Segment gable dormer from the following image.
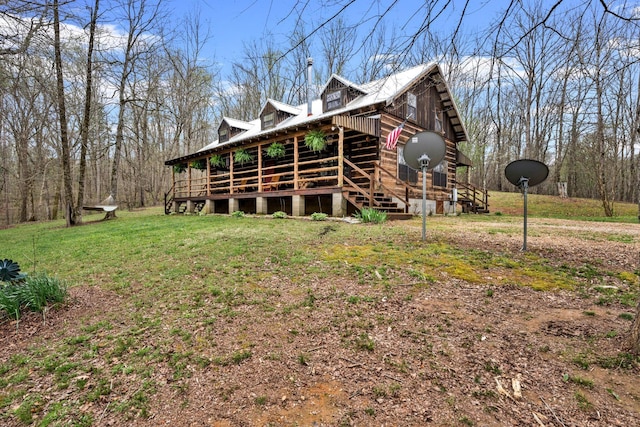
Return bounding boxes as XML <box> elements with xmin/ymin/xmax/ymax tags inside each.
<box><xmin>260</xmin><ymin>99</ymin><xmax>300</xmax><ymax>131</ymax></box>
<box><xmin>320</xmin><ymin>75</ymin><xmax>367</xmax><ymax>113</ymax></box>
<box><xmin>218</xmin><ymin>117</ymin><xmax>252</xmax><ymax>143</ymax></box>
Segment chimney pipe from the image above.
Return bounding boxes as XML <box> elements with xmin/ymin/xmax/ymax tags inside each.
<box><xmin>307</xmin><ymin>57</ymin><xmax>313</xmax><ymax>116</ymax></box>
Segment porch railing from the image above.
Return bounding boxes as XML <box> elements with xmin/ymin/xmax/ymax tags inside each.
<box><xmin>173</xmin><ymin>155</ymin><xmax>341</xmax><ymax>198</ymax></box>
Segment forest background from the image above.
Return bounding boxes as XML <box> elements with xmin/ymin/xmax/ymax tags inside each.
<box><xmin>1</xmin><ymin>0</ymin><xmax>639</xmax><ymax>226</ymax></box>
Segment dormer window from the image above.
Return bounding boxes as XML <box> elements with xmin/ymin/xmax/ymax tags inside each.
<box><xmin>219</xmin><ymin>128</ymin><xmax>229</xmax><ymax>143</ymax></box>
<box><xmin>263</xmin><ymin>112</ymin><xmax>275</xmax><ymax>129</ymax></box>
<box><xmin>326</xmin><ymin>90</ymin><xmax>342</xmax><ymax>111</ymax></box>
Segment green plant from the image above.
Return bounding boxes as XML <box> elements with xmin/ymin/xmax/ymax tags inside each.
<box><xmin>209</xmin><ymin>154</ymin><xmax>225</xmax><ymax>168</ymax></box>
<box><xmin>304</xmin><ymin>129</ymin><xmax>326</xmax><ymax>152</ymax></box>
<box><xmin>574</xmin><ymin>391</ymin><xmax>592</xmax><ymax>410</ymax></box>
<box><xmin>354</xmin><ymin>207</ymin><xmax>387</xmax><ymax>224</ymax></box>
<box><xmin>234</xmin><ymin>148</ymin><xmax>254</xmax><ymax>165</ymax></box>
<box><xmin>355</xmin><ymin>333</ymin><xmax>375</xmax><ymax>351</ymax></box>
<box><xmin>297</xmin><ymin>353</ymin><xmax>309</xmax><ymax>365</ymax></box>
<box><xmin>311</xmin><ymin>212</ymin><xmax>328</xmax><ymax>221</ymax></box>
<box><xmin>231</xmin><ymin>211</ymin><xmax>245</xmax><ymax>218</ymax></box>
<box><xmin>272</xmin><ymin>211</ymin><xmax>287</xmax><ymax>219</ymax></box>
<box><xmin>0</xmin><ymin>259</ymin><xmax>26</xmax><ymax>283</ymax></box>
<box><xmin>173</xmin><ymin>163</ymin><xmax>187</xmax><ymax>174</ymax></box>
<box><xmin>266</xmin><ymin>142</ymin><xmax>286</xmax><ymax>158</ymax></box>
<box><xmin>0</xmin><ymin>273</ymin><xmax>67</xmax><ymax>320</ymax></box>
<box><xmin>619</xmin><ymin>312</ymin><xmax>634</xmax><ymax>321</ymax></box>
<box><xmin>189</xmin><ymin>159</ymin><xmax>207</xmax><ymax>170</ymax></box>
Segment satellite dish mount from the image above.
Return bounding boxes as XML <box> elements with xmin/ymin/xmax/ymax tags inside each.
<box><xmin>403</xmin><ymin>131</ymin><xmax>446</xmax><ymax>241</ymax></box>
<box><xmin>504</xmin><ymin>159</ymin><xmax>549</xmax><ymax>251</ymax></box>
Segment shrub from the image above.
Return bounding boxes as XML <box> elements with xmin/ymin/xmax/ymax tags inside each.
<box><xmin>231</xmin><ymin>211</ymin><xmax>245</xmax><ymax>218</ymax></box>
<box><xmin>272</xmin><ymin>211</ymin><xmax>287</xmax><ymax>219</ymax></box>
<box><xmin>0</xmin><ymin>273</ymin><xmax>67</xmax><ymax>320</ymax></box>
<box><xmin>354</xmin><ymin>208</ymin><xmax>387</xmax><ymax>224</ymax></box>
<box><xmin>311</xmin><ymin>212</ymin><xmax>328</xmax><ymax>221</ymax></box>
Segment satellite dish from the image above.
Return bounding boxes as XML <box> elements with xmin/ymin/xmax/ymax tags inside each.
<box><xmin>401</xmin><ymin>131</ymin><xmax>447</xmax><ymax>241</ymax></box>
<box><xmin>504</xmin><ymin>159</ymin><xmax>549</xmax><ymax>251</ymax></box>
<box><xmin>505</xmin><ymin>159</ymin><xmax>549</xmax><ymax>188</ymax></box>
<box><xmin>403</xmin><ymin>131</ymin><xmax>446</xmax><ymax>171</ymax></box>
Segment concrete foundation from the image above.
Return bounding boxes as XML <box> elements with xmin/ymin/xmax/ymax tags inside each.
<box><xmin>256</xmin><ymin>197</ymin><xmax>268</xmax><ymax>214</ymax></box>
<box><xmin>229</xmin><ymin>198</ymin><xmax>239</xmax><ymax>214</ymax></box>
<box><xmin>292</xmin><ymin>195</ymin><xmax>305</xmax><ymax>216</ymax></box>
<box><xmin>332</xmin><ymin>193</ymin><xmax>347</xmax><ymax>217</ymax></box>
<box><xmin>204</xmin><ymin>200</ymin><xmax>214</xmax><ymax>214</ymax></box>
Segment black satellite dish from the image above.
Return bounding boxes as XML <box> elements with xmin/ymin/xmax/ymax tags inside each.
<box><xmin>403</xmin><ymin>131</ymin><xmax>446</xmax><ymax>171</ymax></box>
<box><xmin>505</xmin><ymin>159</ymin><xmax>549</xmax><ymax>188</ymax></box>
<box><xmin>504</xmin><ymin>159</ymin><xmax>549</xmax><ymax>251</ymax></box>
<box><xmin>402</xmin><ymin>131</ymin><xmax>447</xmax><ymax>241</ymax></box>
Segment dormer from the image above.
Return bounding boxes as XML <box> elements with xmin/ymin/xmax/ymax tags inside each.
<box><xmin>320</xmin><ymin>75</ymin><xmax>367</xmax><ymax>113</ymax></box>
<box><xmin>260</xmin><ymin>99</ymin><xmax>301</xmax><ymax>130</ymax></box>
<box><xmin>218</xmin><ymin>117</ymin><xmax>252</xmax><ymax>143</ymax></box>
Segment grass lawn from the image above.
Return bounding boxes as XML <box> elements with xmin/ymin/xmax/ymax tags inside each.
<box><xmin>0</xmin><ymin>195</ymin><xmax>639</xmax><ymax>426</ymax></box>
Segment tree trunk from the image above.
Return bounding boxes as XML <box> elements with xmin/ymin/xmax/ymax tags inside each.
<box><xmin>53</xmin><ymin>0</ymin><xmax>76</xmax><ymax>226</ymax></box>
<box><xmin>628</xmin><ymin>301</ymin><xmax>640</xmax><ymax>354</ymax></box>
<box><xmin>75</xmin><ymin>0</ymin><xmax>100</xmax><ymax>225</ymax></box>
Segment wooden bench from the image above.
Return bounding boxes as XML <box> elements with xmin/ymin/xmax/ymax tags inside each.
<box><xmin>83</xmin><ymin>195</ymin><xmax>117</xmax><ymax>213</ymax></box>
<box><xmin>83</xmin><ymin>205</ymin><xmax>118</xmax><ymax>212</ymax></box>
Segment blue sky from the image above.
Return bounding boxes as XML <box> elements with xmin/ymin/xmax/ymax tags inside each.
<box><xmin>165</xmin><ymin>0</ymin><xmax>504</xmax><ymax>75</ymax></box>
<box><xmin>161</xmin><ymin>0</ymin><xmax>640</xmax><ymax>80</ymax></box>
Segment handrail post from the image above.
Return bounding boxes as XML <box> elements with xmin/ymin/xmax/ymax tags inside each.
<box><xmin>369</xmin><ymin>173</ymin><xmax>374</xmax><ymax>207</ymax></box>
<box><xmin>405</xmin><ymin>187</ymin><xmax>409</xmax><ymax>213</ymax></box>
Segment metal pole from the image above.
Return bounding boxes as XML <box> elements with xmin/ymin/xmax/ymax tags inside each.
<box><xmin>521</xmin><ymin>178</ymin><xmax>529</xmax><ymax>251</ymax></box>
<box><xmin>418</xmin><ymin>154</ymin><xmax>430</xmax><ymax>242</ymax></box>
<box><xmin>422</xmin><ymin>164</ymin><xmax>427</xmax><ymax>241</ymax></box>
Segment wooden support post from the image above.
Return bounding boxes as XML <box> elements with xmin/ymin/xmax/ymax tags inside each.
<box><xmin>337</xmin><ymin>126</ymin><xmax>344</xmax><ymax>187</ymax></box>
<box><xmin>258</xmin><ymin>145</ymin><xmax>263</xmax><ymax>192</ymax></box>
<box><xmin>294</xmin><ymin>135</ymin><xmax>299</xmax><ymax>190</ymax></box>
<box><xmin>206</xmin><ymin>156</ymin><xmax>211</xmax><ymax>196</ymax></box>
<box><xmin>229</xmin><ymin>152</ymin><xmax>235</xmax><ymax>194</ymax></box>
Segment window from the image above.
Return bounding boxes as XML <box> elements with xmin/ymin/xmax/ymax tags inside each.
<box><xmin>432</xmin><ymin>161</ymin><xmax>447</xmax><ymax>188</ymax></box>
<box><xmin>397</xmin><ymin>146</ymin><xmax>417</xmax><ymax>184</ymax></box>
<box><xmin>326</xmin><ymin>90</ymin><xmax>342</xmax><ymax>110</ymax></box>
<box><xmin>263</xmin><ymin>112</ymin><xmax>275</xmax><ymax>129</ymax></box>
<box><xmin>407</xmin><ymin>92</ymin><xmax>417</xmax><ymax>120</ymax></box>
<box><xmin>435</xmin><ymin>110</ymin><xmax>442</xmax><ymax>132</ymax></box>
<box><xmin>219</xmin><ymin>128</ymin><xmax>228</xmax><ymax>143</ymax></box>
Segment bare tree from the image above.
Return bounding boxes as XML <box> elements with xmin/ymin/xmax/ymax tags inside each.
<box><xmin>0</xmin><ymin>0</ymin><xmax>49</xmax><ymax>56</ymax></box>
<box><xmin>74</xmin><ymin>0</ymin><xmax>100</xmax><ymax>224</ymax></box>
<box><xmin>106</xmin><ymin>0</ymin><xmax>165</xmax><ymax>216</ymax></box>
<box><xmin>53</xmin><ymin>0</ymin><xmax>77</xmax><ymax>226</ymax></box>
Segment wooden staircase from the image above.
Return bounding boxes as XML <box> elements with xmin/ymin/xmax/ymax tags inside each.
<box><xmin>343</xmin><ymin>159</ymin><xmax>413</xmax><ymax>220</ymax></box>
<box><xmin>456</xmin><ymin>182</ymin><xmax>489</xmax><ymax>213</ymax></box>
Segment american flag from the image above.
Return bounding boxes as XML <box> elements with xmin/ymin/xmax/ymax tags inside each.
<box><xmin>385</xmin><ymin>122</ymin><xmax>405</xmax><ymax>150</ymax></box>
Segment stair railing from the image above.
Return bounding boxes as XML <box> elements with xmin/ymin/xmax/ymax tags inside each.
<box><xmin>374</xmin><ymin>164</ymin><xmax>412</xmax><ymax>213</ymax></box>
<box><xmin>455</xmin><ymin>181</ymin><xmax>489</xmax><ymax>212</ymax></box>
<box><xmin>164</xmin><ymin>183</ymin><xmax>175</xmax><ymax>215</ymax></box>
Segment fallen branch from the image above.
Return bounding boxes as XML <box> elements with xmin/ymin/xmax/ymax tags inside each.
<box><xmin>540</xmin><ymin>396</ymin><xmax>566</xmax><ymax>427</ymax></box>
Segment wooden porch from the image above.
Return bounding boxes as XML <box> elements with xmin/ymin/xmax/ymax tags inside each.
<box><xmin>164</xmin><ymin>114</ymin><xmax>488</xmax><ymax>218</ymax></box>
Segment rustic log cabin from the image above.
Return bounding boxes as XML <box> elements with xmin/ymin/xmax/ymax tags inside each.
<box><xmin>164</xmin><ymin>62</ymin><xmax>488</xmax><ymax>218</ymax></box>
